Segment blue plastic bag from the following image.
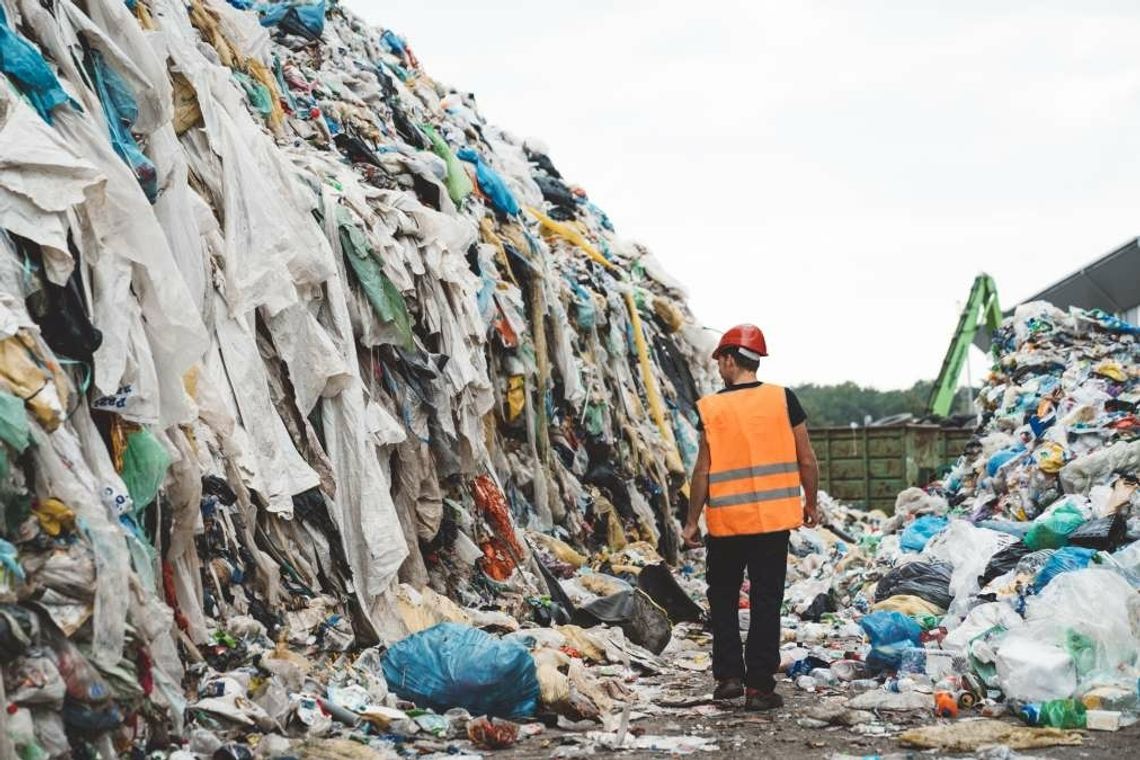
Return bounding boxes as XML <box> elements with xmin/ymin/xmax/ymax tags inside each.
<box><xmin>1033</xmin><ymin>546</ymin><xmax>1097</xmax><ymax>592</ymax></box>
<box><xmin>860</xmin><ymin>611</ymin><xmax>922</xmax><ymax>672</ymax></box>
<box><xmin>252</xmin><ymin>1</ymin><xmax>326</xmax><ymax>41</ymax></box>
<box><xmin>381</xmin><ymin>623</ymin><xmax>539</xmax><ymax>718</ymax></box>
<box><xmin>86</xmin><ymin>50</ymin><xmax>157</xmax><ymax>202</ymax></box>
<box><xmin>457</xmin><ymin>148</ymin><xmax>521</xmax><ymax>216</ymax></box>
<box><xmin>986</xmin><ymin>445</ymin><xmax>1025</xmax><ymax>476</ymax></box>
<box><xmin>0</xmin><ymin>8</ymin><xmax>73</xmax><ymax>123</ymax></box>
<box><xmin>900</xmin><ymin>516</ymin><xmax>948</xmax><ymax>553</ymax></box>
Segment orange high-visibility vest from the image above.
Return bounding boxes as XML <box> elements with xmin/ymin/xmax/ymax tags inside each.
<box><xmin>697</xmin><ymin>384</ymin><xmax>803</xmax><ymax>536</ymax></box>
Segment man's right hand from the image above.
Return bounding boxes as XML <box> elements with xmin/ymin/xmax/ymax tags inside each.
<box><xmin>803</xmin><ymin>503</ymin><xmax>819</xmax><ymax>528</ymax></box>
<box><xmin>682</xmin><ymin>522</ymin><xmax>702</xmax><ymax>549</ymax></box>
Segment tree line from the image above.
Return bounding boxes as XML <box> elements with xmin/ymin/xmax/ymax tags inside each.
<box><xmin>792</xmin><ymin>380</ymin><xmax>976</xmax><ymax>427</ymax></box>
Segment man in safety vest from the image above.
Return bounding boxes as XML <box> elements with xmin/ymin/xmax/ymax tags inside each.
<box><xmin>682</xmin><ymin>324</ymin><xmax>819</xmax><ymax>710</ymax></box>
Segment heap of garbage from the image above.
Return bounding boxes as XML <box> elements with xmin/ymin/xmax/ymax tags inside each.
<box><xmin>0</xmin><ymin>0</ymin><xmax>720</xmax><ymax>755</ymax></box>
<box><xmin>775</xmin><ymin>301</ymin><xmax>1139</xmax><ymax>748</ymax></box>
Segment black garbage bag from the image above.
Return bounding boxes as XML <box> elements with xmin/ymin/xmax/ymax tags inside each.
<box><xmin>15</xmin><ymin>234</ymin><xmax>102</xmax><ymax>362</ymax></box>
<box><xmin>1068</xmin><ymin>513</ymin><xmax>1129</xmax><ymax>552</ymax></box>
<box><xmin>801</xmin><ymin>591</ymin><xmax>836</xmax><ymax>623</ymax></box>
<box><xmin>636</xmin><ymin>563</ymin><xmax>704</xmax><ymax>623</ymax></box>
<box><xmin>573</xmin><ymin>589</ymin><xmax>671</xmax><ymax>654</ymax></box>
<box><xmin>979</xmin><ymin>541</ymin><xmax>1033</xmax><ymax>586</ymax></box>
<box><xmin>875</xmin><ymin>560</ymin><xmax>953</xmax><ymax>610</ymax></box>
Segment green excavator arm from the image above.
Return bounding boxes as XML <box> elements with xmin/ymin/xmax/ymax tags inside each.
<box><xmin>928</xmin><ymin>274</ymin><xmax>1002</xmax><ymax>417</ymax></box>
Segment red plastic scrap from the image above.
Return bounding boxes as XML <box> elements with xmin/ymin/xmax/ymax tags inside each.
<box><xmin>472</xmin><ymin>474</ymin><xmax>527</xmax><ymax>560</ymax></box>
<box><xmin>467</xmin><ymin>716</ymin><xmax>520</xmax><ymax>749</ymax></box>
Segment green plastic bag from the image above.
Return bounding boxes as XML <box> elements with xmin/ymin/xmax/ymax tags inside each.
<box><xmin>0</xmin><ymin>390</ymin><xmax>30</xmax><ymax>454</ymax></box>
<box><xmin>337</xmin><ymin>208</ymin><xmax>413</xmax><ymax>348</ymax></box>
<box><xmin>120</xmin><ymin>429</ymin><xmax>171</xmax><ymax>511</ymax></box>
<box><xmin>1024</xmin><ymin>502</ymin><xmax>1085</xmax><ymax>550</ymax></box>
<box><xmin>1036</xmin><ymin>698</ymin><xmax>1086</xmax><ymax>729</ymax></box>
<box><xmin>423</xmin><ymin>123</ymin><xmax>473</xmax><ymax>205</ymax></box>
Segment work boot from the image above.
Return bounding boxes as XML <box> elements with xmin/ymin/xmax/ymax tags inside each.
<box><xmin>743</xmin><ymin>688</ymin><xmax>784</xmax><ymax>711</ymax></box>
<box><xmin>713</xmin><ymin>678</ymin><xmax>744</xmax><ymax>701</ymax></box>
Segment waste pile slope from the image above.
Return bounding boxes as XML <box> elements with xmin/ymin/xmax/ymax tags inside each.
<box><xmin>0</xmin><ymin>0</ymin><xmax>715</xmax><ymax>753</ymax></box>
<box><xmin>774</xmin><ymin>301</ymin><xmax>1139</xmax><ymax>748</ymax></box>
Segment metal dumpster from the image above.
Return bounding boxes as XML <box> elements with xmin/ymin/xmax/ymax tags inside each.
<box><xmin>811</xmin><ymin>424</ymin><xmax>974</xmax><ymax>514</ymax></box>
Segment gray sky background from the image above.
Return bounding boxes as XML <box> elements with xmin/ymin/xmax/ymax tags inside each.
<box><xmin>345</xmin><ymin>0</ymin><xmax>1140</xmax><ymax>390</ymax></box>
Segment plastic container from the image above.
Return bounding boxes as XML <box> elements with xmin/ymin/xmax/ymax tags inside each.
<box><xmin>934</xmin><ymin>691</ymin><xmax>958</xmax><ymax>718</ymax></box>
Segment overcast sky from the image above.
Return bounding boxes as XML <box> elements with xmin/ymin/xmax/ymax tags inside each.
<box><xmin>346</xmin><ymin>0</ymin><xmax>1140</xmax><ymax>390</ymax></box>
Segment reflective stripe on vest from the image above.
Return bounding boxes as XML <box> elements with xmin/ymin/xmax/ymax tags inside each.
<box><xmin>696</xmin><ymin>383</ymin><xmax>803</xmax><ymax>536</ymax></box>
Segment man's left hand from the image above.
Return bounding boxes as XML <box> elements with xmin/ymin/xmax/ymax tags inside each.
<box><xmin>803</xmin><ymin>503</ymin><xmax>819</xmax><ymax>528</ymax></box>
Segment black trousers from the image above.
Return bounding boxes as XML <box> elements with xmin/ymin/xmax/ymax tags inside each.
<box><xmin>706</xmin><ymin>531</ymin><xmax>789</xmax><ymax>692</ymax></box>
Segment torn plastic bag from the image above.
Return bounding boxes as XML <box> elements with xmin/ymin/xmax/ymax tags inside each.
<box><xmin>119</xmin><ymin>428</ymin><xmax>171</xmax><ymax>511</ymax></box>
<box><xmin>0</xmin><ymin>389</ymin><xmax>30</xmax><ymax>453</ymax></box>
<box><xmin>257</xmin><ymin>0</ymin><xmax>327</xmax><ymax>41</ymax></box>
<box><xmin>83</xmin><ymin>48</ymin><xmax>157</xmax><ymax>202</ymax></box>
<box><xmin>457</xmin><ymin>148</ymin><xmax>521</xmax><ymax>217</ymax></box>
<box><xmin>13</xmin><ymin>234</ymin><xmax>102</xmax><ymax>362</ymax></box>
<box><xmin>1033</xmin><ymin>546</ymin><xmax>1098</xmax><ymax>591</ymax></box>
<box><xmin>423</xmin><ymin>123</ymin><xmax>473</xmax><ymax>205</ymax></box>
<box><xmin>337</xmin><ymin>207</ymin><xmax>413</xmax><ymax>348</ymax></box>
<box><xmin>874</xmin><ymin>560</ymin><xmax>953</xmax><ymax>610</ymax></box>
<box><xmin>381</xmin><ymin>622</ymin><xmax>539</xmax><ymax>719</ymax></box>
<box><xmin>636</xmin><ymin>563</ymin><xmax>704</xmax><ymax>623</ymax></box>
<box><xmin>572</xmin><ymin>589</ymin><xmax>672</xmax><ymax>654</ymax></box>
<box><xmin>0</xmin><ymin>7</ymin><xmax>73</xmax><ymax>123</ymax></box>
<box><xmin>1066</xmin><ymin>513</ymin><xmax>1128</xmax><ymax>552</ymax></box>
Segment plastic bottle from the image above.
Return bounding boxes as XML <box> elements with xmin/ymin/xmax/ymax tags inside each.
<box><xmin>795</xmin><ymin>675</ymin><xmax>818</xmax><ymax>691</ymax></box>
<box><xmin>809</xmin><ymin>668</ymin><xmax>839</xmax><ymax>687</ymax></box>
<box><xmin>848</xmin><ymin>679</ymin><xmax>879</xmax><ymax>692</ymax></box>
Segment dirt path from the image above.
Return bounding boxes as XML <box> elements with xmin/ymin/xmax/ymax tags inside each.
<box><xmin>498</xmin><ymin>663</ymin><xmax>1140</xmax><ymax>759</ymax></box>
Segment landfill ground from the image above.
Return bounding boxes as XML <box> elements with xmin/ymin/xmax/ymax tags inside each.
<box><xmin>493</xmin><ymin>663</ymin><xmax>1140</xmax><ymax>759</ymax></box>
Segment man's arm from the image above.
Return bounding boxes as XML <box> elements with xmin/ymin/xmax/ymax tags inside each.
<box><xmin>793</xmin><ymin>422</ymin><xmax>820</xmax><ymax>526</ymax></box>
<box><xmin>682</xmin><ymin>433</ymin><xmax>711</xmax><ymax>546</ymax></box>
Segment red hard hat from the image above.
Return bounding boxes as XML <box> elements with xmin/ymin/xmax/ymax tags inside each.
<box><xmin>713</xmin><ymin>324</ymin><xmax>768</xmax><ymax>360</ymax></box>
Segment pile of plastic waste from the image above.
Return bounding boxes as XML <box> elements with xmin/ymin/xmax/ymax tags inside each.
<box><xmin>775</xmin><ymin>301</ymin><xmax>1139</xmax><ymax>746</ymax></box>
<box><xmin>0</xmin><ymin>0</ymin><xmax>718</xmax><ymax>755</ymax></box>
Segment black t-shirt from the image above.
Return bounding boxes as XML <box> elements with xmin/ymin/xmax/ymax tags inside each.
<box><xmin>696</xmin><ymin>382</ymin><xmax>807</xmax><ymax>430</ymax></box>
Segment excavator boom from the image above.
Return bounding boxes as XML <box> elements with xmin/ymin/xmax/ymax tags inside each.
<box><xmin>928</xmin><ymin>274</ymin><xmax>1002</xmax><ymax>417</ymax></box>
